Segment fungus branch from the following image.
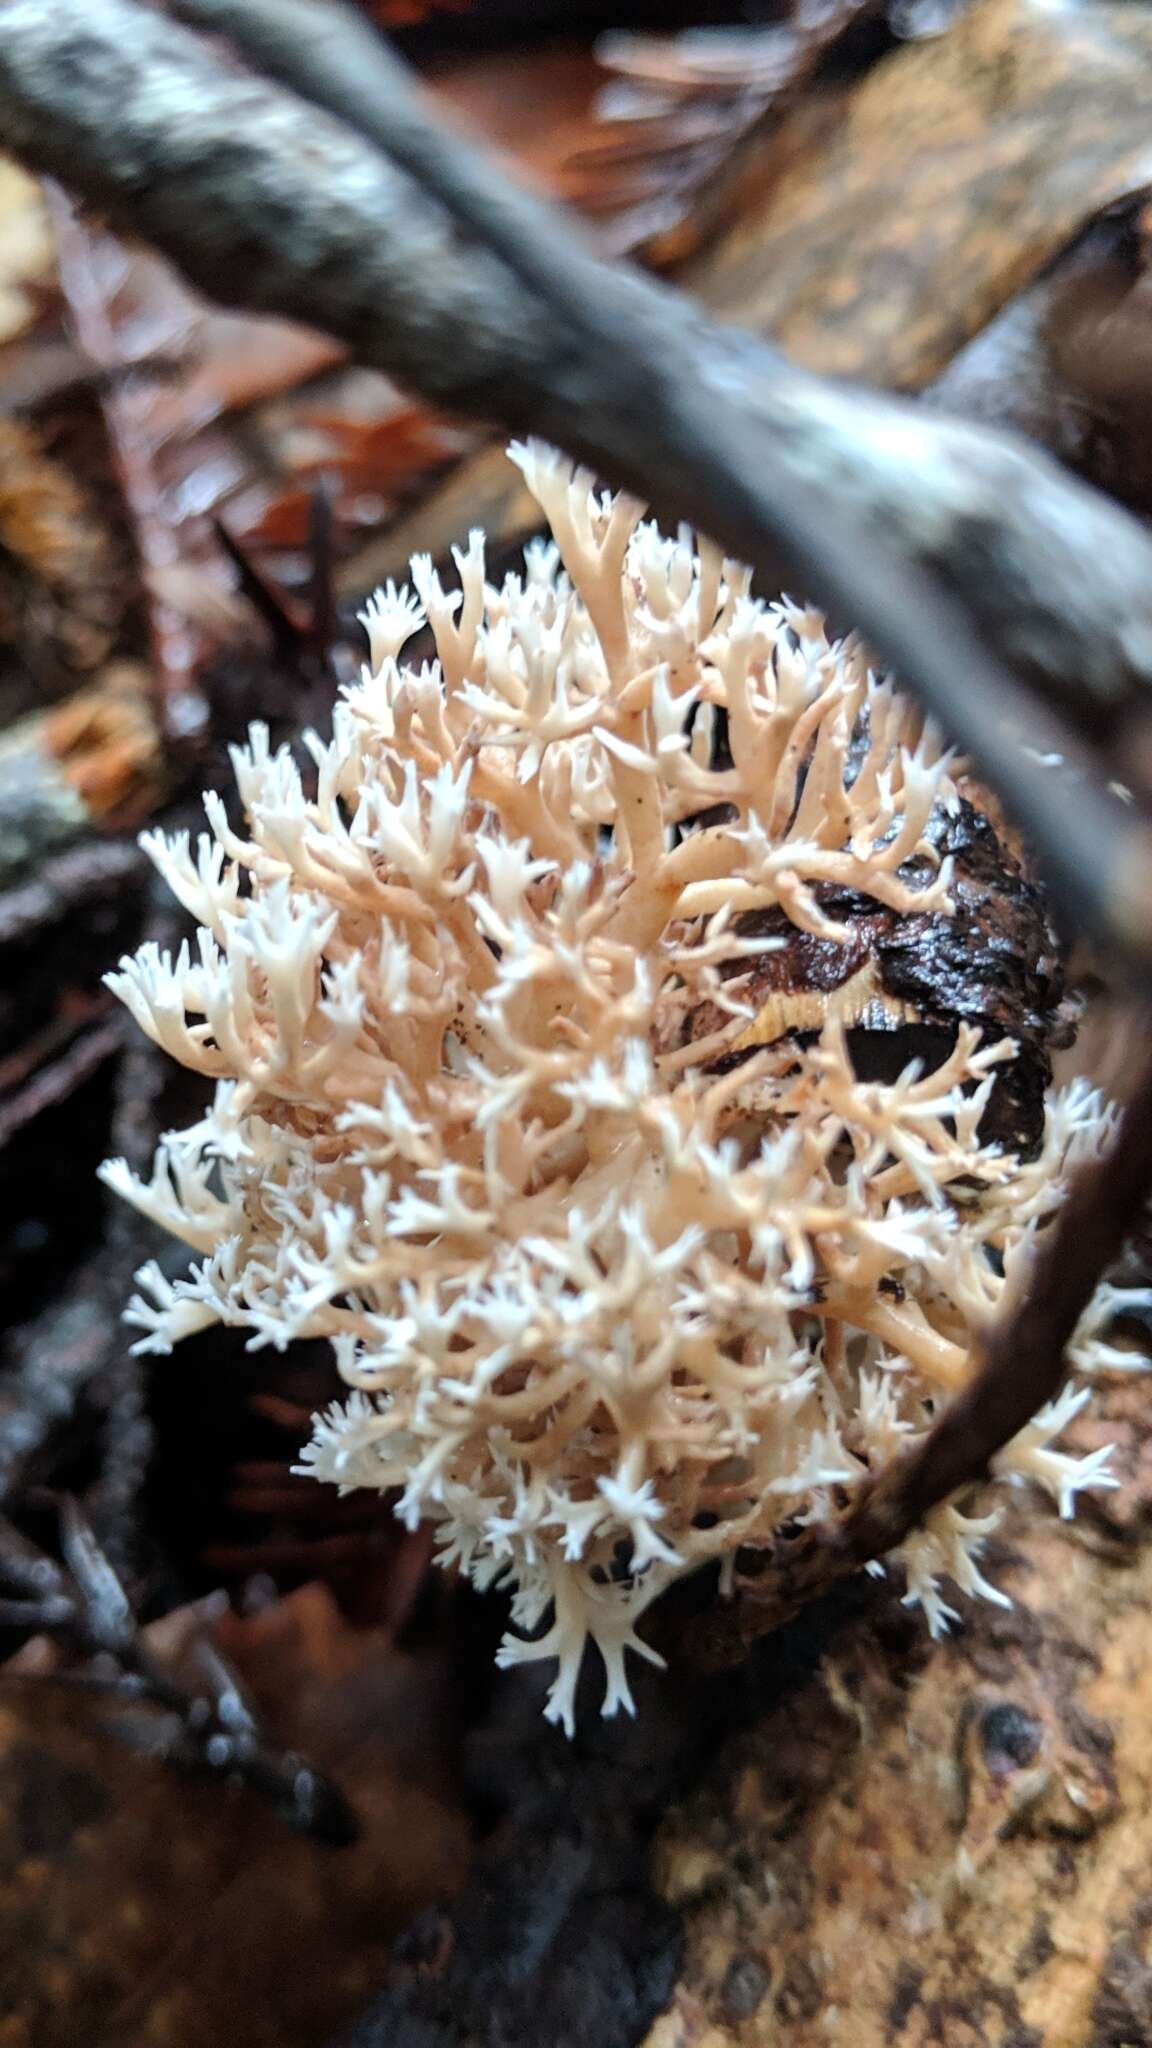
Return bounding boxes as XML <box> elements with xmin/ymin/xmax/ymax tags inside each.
<box><xmin>684</xmin><ymin>1047</ymin><xmax>1152</xmax><ymax>1666</ymax></box>
<box><xmin>99</xmin><ymin>451</ymin><xmax>1136</xmax><ymax>1727</ymax></box>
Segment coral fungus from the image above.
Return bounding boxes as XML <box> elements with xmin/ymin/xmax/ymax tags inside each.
<box><xmin>102</xmin><ymin>445</ymin><xmax>1129</xmax><ymax>1731</ymax></box>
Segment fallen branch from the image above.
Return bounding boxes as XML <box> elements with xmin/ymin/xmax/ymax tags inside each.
<box><xmin>3</xmin><ymin>0</ymin><xmax>1152</xmax><ymax>964</ymax></box>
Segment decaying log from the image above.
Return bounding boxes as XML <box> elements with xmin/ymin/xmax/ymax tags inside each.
<box><xmin>641</xmin><ymin>1392</ymin><xmax>1152</xmax><ymax>2048</ymax></box>
<box><xmin>4</xmin><ymin>0</ymin><xmax>1152</xmax><ymax>965</ymax></box>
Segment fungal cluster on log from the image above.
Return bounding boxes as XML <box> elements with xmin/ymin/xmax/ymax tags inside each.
<box><xmin>101</xmin><ymin>445</ymin><xmax>1129</xmax><ymax>1730</ymax></box>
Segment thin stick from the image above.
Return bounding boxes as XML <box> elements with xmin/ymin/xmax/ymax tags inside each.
<box><xmin>0</xmin><ymin>1502</ymin><xmax>360</xmax><ymax>1843</ymax></box>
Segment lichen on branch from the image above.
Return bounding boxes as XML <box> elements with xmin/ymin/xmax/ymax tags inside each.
<box><xmin>101</xmin><ymin>447</ymin><xmax>1130</xmax><ymax>1730</ymax></box>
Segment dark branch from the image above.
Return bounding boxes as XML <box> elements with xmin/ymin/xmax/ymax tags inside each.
<box><xmin>0</xmin><ymin>1503</ymin><xmax>361</xmax><ymax>1844</ymax></box>
<box><xmin>3</xmin><ymin>0</ymin><xmax>1152</xmax><ymax>964</ymax></box>
<box><xmin>0</xmin><ymin>838</ymin><xmax>145</xmax><ymax>947</ymax></box>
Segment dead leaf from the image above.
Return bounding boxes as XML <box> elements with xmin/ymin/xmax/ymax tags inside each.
<box><xmin>0</xmin><ymin>418</ymin><xmax>122</xmax><ymax>723</ymax></box>
<box><xmin>429</xmin><ymin>42</ymin><xmax>607</xmax><ymax>191</ymax></box>
<box><xmin>678</xmin><ymin>0</ymin><xmax>1152</xmax><ymax>387</ymax></box>
<box><xmin>558</xmin><ymin>7</ymin><xmax>886</xmax><ymax>262</ymax></box>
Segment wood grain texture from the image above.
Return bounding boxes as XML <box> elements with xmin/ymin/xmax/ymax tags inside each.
<box><xmin>643</xmin><ymin>1374</ymin><xmax>1152</xmax><ymax>2047</ymax></box>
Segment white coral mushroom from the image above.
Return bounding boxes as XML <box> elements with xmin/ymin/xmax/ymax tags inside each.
<box><xmin>101</xmin><ymin>444</ymin><xmax>1127</xmax><ymax>1732</ymax></box>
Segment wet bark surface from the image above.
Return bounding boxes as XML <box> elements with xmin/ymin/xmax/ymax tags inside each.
<box><xmin>691</xmin><ymin>781</ymin><xmax>1068</xmax><ymax>1157</ymax></box>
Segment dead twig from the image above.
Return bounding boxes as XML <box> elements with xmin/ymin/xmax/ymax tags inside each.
<box><xmin>0</xmin><ymin>1501</ymin><xmax>361</xmax><ymax>1844</ymax></box>
<box><xmin>0</xmin><ymin>868</ymin><xmax>176</xmax><ymax>1558</ymax></box>
<box><xmin>0</xmin><ymin>1009</ymin><xmax>125</xmax><ymax>1147</ymax></box>
<box><xmin>214</xmin><ymin>486</ymin><xmax>343</xmax><ymax>699</ymax></box>
<box><xmin>2</xmin><ymin>0</ymin><xmax>1152</xmax><ymax>966</ymax></box>
<box><xmin>0</xmin><ymin>837</ymin><xmax>145</xmax><ymax>947</ymax></box>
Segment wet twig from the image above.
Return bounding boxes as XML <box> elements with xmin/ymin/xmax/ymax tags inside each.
<box><xmin>84</xmin><ymin>1023</ymin><xmax>169</xmax><ymax>1571</ymax></box>
<box><xmin>0</xmin><ymin>1501</ymin><xmax>361</xmax><ymax>1844</ymax></box>
<box><xmin>1</xmin><ymin>864</ymin><xmax>173</xmax><ymax>1552</ymax></box>
<box><xmin>0</xmin><ymin>1253</ymin><xmax>127</xmax><ymax>1502</ymax></box>
<box><xmin>0</xmin><ymin>1011</ymin><xmax>125</xmax><ymax>1148</ymax></box>
<box><xmin>0</xmin><ymin>837</ymin><xmax>145</xmax><ymax>948</ymax></box>
<box><xmin>214</xmin><ymin>487</ymin><xmax>343</xmax><ymax>696</ymax></box>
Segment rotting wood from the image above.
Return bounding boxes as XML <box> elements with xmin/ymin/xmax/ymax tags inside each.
<box><xmin>642</xmin><ymin>1394</ymin><xmax>1152</xmax><ymax>2047</ymax></box>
